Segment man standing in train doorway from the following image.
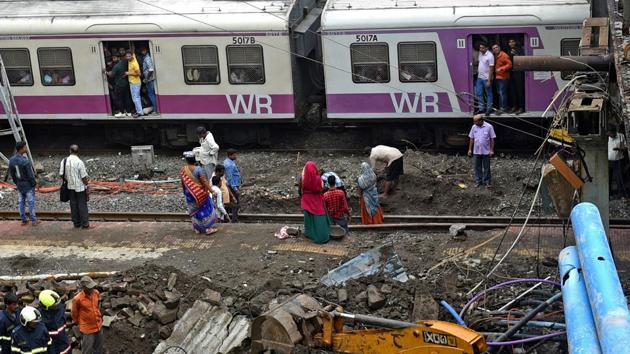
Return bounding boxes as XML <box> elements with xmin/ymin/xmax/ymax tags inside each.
<box><xmin>195</xmin><ymin>126</ymin><xmax>220</xmax><ymax>179</ymax></box>
<box><xmin>475</xmin><ymin>43</ymin><xmax>495</xmax><ymax>116</ymax></box>
<box><xmin>468</xmin><ymin>114</ymin><xmax>496</xmax><ymax>188</ymax></box>
<box><xmin>140</xmin><ymin>46</ymin><xmax>158</xmax><ymax>114</ymax></box>
<box><xmin>507</xmin><ymin>38</ymin><xmax>526</xmax><ymax>114</ymax></box>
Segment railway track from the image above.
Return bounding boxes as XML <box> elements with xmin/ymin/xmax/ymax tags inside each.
<box><xmin>1</xmin><ymin>211</ymin><xmax>627</xmax><ymax>230</ymax></box>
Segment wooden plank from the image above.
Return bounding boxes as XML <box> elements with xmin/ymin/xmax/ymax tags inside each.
<box><xmin>599</xmin><ymin>25</ymin><xmax>609</xmax><ymax>48</ymax></box>
<box><xmin>588</xmin><ymin>17</ymin><xmax>608</xmax><ymax>27</ymax></box>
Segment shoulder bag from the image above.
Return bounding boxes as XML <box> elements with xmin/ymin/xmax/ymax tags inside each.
<box><xmin>59</xmin><ymin>158</ymin><xmax>70</xmax><ymax>202</ymax></box>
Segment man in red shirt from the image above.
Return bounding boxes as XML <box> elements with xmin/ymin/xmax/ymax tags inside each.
<box><xmin>323</xmin><ymin>175</ymin><xmax>350</xmax><ymax>234</ymax></box>
<box><xmin>492</xmin><ymin>43</ymin><xmax>512</xmax><ymax>115</ymax></box>
<box><xmin>71</xmin><ymin>276</ymin><xmax>103</xmax><ymax>354</ymax></box>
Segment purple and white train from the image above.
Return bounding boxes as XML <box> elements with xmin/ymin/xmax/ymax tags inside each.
<box><xmin>0</xmin><ymin>0</ymin><xmax>590</xmax><ymax>146</ymax></box>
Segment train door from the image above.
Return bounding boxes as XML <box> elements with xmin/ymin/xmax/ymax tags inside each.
<box><xmin>469</xmin><ymin>34</ymin><xmax>526</xmax><ymax>114</ymax></box>
<box><xmin>101</xmin><ymin>40</ymin><xmax>157</xmax><ymax>117</ymax></box>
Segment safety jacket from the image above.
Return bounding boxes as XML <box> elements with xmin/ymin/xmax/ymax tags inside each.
<box><xmin>39</xmin><ymin>305</ymin><xmax>70</xmax><ymax>354</ymax></box>
<box><xmin>10</xmin><ymin>322</ymin><xmax>53</xmax><ymax>354</ymax></box>
<box><xmin>0</xmin><ymin>309</ymin><xmax>20</xmax><ymax>354</ymax></box>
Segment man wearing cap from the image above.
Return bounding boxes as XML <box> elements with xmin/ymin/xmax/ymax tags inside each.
<box><xmin>195</xmin><ymin>126</ymin><xmax>220</xmax><ymax>180</ymax></box>
<box><xmin>39</xmin><ymin>290</ymin><xmax>70</xmax><ymax>354</ymax></box>
<box><xmin>71</xmin><ymin>276</ymin><xmax>103</xmax><ymax>354</ymax></box>
<box><xmin>0</xmin><ymin>293</ymin><xmax>20</xmax><ymax>353</ymax></box>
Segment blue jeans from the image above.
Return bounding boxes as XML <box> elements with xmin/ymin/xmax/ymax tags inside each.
<box><xmin>475</xmin><ymin>78</ymin><xmax>493</xmax><ymax>113</ymax></box>
<box><xmin>18</xmin><ymin>188</ymin><xmax>36</xmax><ymax>222</ymax></box>
<box><xmin>473</xmin><ymin>154</ymin><xmax>491</xmax><ymax>185</ymax></box>
<box><xmin>146</xmin><ymin>80</ymin><xmax>158</xmax><ymax>113</ymax></box>
<box><xmin>495</xmin><ymin>79</ymin><xmax>508</xmax><ymax>110</ymax></box>
<box><xmin>130</xmin><ymin>83</ymin><xmax>143</xmax><ymax>115</ymax></box>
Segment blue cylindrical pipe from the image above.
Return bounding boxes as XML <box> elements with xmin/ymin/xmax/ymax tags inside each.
<box><xmin>559</xmin><ymin>246</ymin><xmax>602</xmax><ymax>354</ymax></box>
<box><xmin>571</xmin><ymin>202</ymin><xmax>630</xmax><ymax>354</ymax></box>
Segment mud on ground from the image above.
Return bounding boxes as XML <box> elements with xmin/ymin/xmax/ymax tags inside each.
<box><xmin>4</xmin><ymin>149</ymin><xmax>622</xmax><ymax>217</ymax></box>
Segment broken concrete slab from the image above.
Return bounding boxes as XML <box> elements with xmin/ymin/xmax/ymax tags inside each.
<box><xmin>320</xmin><ymin>243</ymin><xmax>408</xmax><ymax>286</ymax></box>
<box><xmin>102</xmin><ymin>315</ymin><xmax>115</xmax><ymax>328</ymax></box>
<box><xmin>166</xmin><ymin>273</ymin><xmax>177</xmax><ymax>291</ymax></box>
<box><xmin>367</xmin><ymin>285</ymin><xmax>386</xmax><ymax>310</ymax></box>
<box><xmin>337</xmin><ymin>288</ymin><xmax>348</xmax><ymax>303</ymax></box>
<box><xmin>153</xmin><ymin>300</ymin><xmax>251</xmax><ymax>354</ymax></box>
<box><xmin>110</xmin><ymin>295</ymin><xmax>132</xmax><ymax>309</ymax></box>
<box><xmin>163</xmin><ymin>290</ymin><xmax>182</xmax><ymax>310</ymax></box>
<box><xmin>449</xmin><ymin>224</ymin><xmax>467</xmax><ymax>237</ymax></box>
<box><xmin>153</xmin><ymin>301</ymin><xmax>178</xmax><ymax>325</ymax></box>
<box><xmin>201</xmin><ymin>289</ymin><xmax>222</xmax><ymax>306</ymax></box>
<box><xmin>249</xmin><ymin>290</ymin><xmax>275</xmax><ymax>317</ymax></box>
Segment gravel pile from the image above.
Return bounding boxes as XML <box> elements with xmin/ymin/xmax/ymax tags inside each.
<box><xmin>1</xmin><ymin>150</ymin><xmax>628</xmax><ymax>217</ymax></box>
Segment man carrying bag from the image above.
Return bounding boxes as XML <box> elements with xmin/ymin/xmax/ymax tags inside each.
<box><xmin>59</xmin><ymin>144</ymin><xmax>92</xmax><ymax>229</ymax></box>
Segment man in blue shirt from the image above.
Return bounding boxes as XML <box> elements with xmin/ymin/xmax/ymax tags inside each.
<box><xmin>8</xmin><ymin>141</ymin><xmax>39</xmax><ymax>225</ymax></box>
<box><xmin>223</xmin><ymin>149</ymin><xmax>241</xmax><ymax>223</ymax></box>
<box><xmin>140</xmin><ymin>46</ymin><xmax>158</xmax><ymax>114</ymax></box>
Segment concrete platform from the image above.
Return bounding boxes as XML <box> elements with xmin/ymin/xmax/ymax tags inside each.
<box><xmin>0</xmin><ymin>220</ymin><xmax>354</xmax><ymax>275</ymax></box>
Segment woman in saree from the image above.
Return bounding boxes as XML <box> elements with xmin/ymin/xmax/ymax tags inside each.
<box><xmin>180</xmin><ymin>151</ymin><xmax>219</xmax><ymax>235</ymax></box>
<box><xmin>300</xmin><ymin>161</ymin><xmax>330</xmax><ymax>244</ymax></box>
<box><xmin>357</xmin><ymin>162</ymin><xmax>384</xmax><ymax>224</ymax></box>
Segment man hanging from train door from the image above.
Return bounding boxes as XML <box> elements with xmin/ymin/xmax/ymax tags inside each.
<box><xmin>475</xmin><ymin>43</ymin><xmax>495</xmax><ymax>116</ymax></box>
<box><xmin>507</xmin><ymin>38</ymin><xmax>526</xmax><ymax>114</ymax></box>
<box><xmin>140</xmin><ymin>46</ymin><xmax>158</xmax><ymax>115</ymax></box>
<box><xmin>491</xmin><ymin>43</ymin><xmax>512</xmax><ymax>115</ymax></box>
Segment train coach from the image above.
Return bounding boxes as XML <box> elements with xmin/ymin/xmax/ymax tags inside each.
<box><xmin>0</xmin><ymin>0</ymin><xmax>592</xmax><ymax>148</ymax></box>
<box><xmin>0</xmin><ymin>0</ymin><xmax>322</xmax><ymax>146</ymax></box>
<box><xmin>320</xmin><ymin>0</ymin><xmax>590</xmax><ymax>147</ymax></box>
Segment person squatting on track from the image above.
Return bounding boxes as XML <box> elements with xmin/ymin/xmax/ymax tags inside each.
<box><xmin>195</xmin><ymin>126</ymin><xmax>220</xmax><ymax>179</ymax></box>
<box><xmin>367</xmin><ymin>145</ymin><xmax>404</xmax><ymax>198</ymax></box>
<box><xmin>323</xmin><ymin>174</ymin><xmax>350</xmax><ymax>235</ymax></box>
<box><xmin>60</xmin><ymin>145</ymin><xmax>92</xmax><ymax>229</ymax></box>
<box><xmin>38</xmin><ymin>290</ymin><xmax>71</xmax><ymax>354</ymax></box>
<box><xmin>223</xmin><ymin>149</ymin><xmax>241</xmax><ymax>223</ymax></box>
<box><xmin>300</xmin><ymin>161</ymin><xmax>330</xmax><ymax>244</ymax></box>
<box><xmin>180</xmin><ymin>151</ymin><xmax>219</xmax><ymax>235</ymax></box>
<box><xmin>8</xmin><ymin>141</ymin><xmax>39</xmax><ymax>226</ymax></box>
<box><xmin>468</xmin><ymin>114</ymin><xmax>497</xmax><ymax>188</ymax></box>
<box><xmin>71</xmin><ymin>276</ymin><xmax>104</xmax><ymax>354</ymax></box>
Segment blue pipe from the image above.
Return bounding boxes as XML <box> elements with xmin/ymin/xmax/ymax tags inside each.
<box><xmin>439</xmin><ymin>300</ymin><xmax>466</xmax><ymax>326</ymax></box>
<box><xmin>571</xmin><ymin>202</ymin><xmax>630</xmax><ymax>354</ymax></box>
<box><xmin>559</xmin><ymin>246</ymin><xmax>602</xmax><ymax>354</ymax></box>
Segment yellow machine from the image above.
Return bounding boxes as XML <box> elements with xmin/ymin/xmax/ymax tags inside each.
<box><xmin>315</xmin><ymin>311</ymin><xmax>487</xmax><ymax>354</ymax></box>
<box><xmin>250</xmin><ymin>294</ymin><xmax>487</xmax><ymax>354</ymax></box>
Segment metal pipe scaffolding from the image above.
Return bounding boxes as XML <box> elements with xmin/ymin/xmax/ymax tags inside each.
<box><xmin>571</xmin><ymin>202</ymin><xmax>630</xmax><ymax>354</ymax></box>
<box><xmin>559</xmin><ymin>246</ymin><xmax>602</xmax><ymax>354</ymax></box>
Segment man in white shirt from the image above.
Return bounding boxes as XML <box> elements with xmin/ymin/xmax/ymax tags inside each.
<box><xmin>367</xmin><ymin>145</ymin><xmax>404</xmax><ymax>198</ymax></box>
<box><xmin>59</xmin><ymin>145</ymin><xmax>91</xmax><ymax>229</ymax></box>
<box><xmin>608</xmin><ymin>125</ymin><xmax>627</xmax><ymax>199</ymax></box>
<box><xmin>475</xmin><ymin>42</ymin><xmax>495</xmax><ymax>115</ymax></box>
<box><xmin>194</xmin><ymin>126</ymin><xmax>220</xmax><ymax>179</ymax></box>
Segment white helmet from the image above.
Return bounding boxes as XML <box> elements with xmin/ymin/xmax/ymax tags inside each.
<box><xmin>19</xmin><ymin>306</ymin><xmax>42</xmax><ymax>326</ymax></box>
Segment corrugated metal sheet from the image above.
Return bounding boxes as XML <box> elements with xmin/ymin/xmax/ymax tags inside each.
<box><xmin>153</xmin><ymin>300</ymin><xmax>250</xmax><ymax>354</ymax></box>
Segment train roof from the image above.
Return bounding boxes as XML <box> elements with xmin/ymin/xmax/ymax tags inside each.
<box><xmin>0</xmin><ymin>0</ymin><xmax>294</xmax><ymax>35</ymax></box>
<box><xmin>322</xmin><ymin>0</ymin><xmax>591</xmax><ymax>30</ymax></box>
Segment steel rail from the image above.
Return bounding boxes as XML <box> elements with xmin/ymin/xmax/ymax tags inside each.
<box><xmin>0</xmin><ymin>211</ymin><xmax>628</xmax><ymax>230</ymax></box>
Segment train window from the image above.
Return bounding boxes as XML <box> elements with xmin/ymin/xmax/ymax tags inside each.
<box><xmin>226</xmin><ymin>45</ymin><xmax>265</xmax><ymax>84</ymax></box>
<box><xmin>37</xmin><ymin>48</ymin><xmax>75</xmax><ymax>86</ymax></box>
<box><xmin>182</xmin><ymin>45</ymin><xmax>220</xmax><ymax>85</ymax></box>
<box><xmin>350</xmin><ymin>43</ymin><xmax>390</xmax><ymax>83</ymax></box>
<box><xmin>560</xmin><ymin>38</ymin><xmax>581</xmax><ymax>80</ymax></box>
<box><xmin>398</xmin><ymin>42</ymin><xmax>437</xmax><ymax>83</ymax></box>
<box><xmin>0</xmin><ymin>49</ymin><xmax>33</xmax><ymax>86</ymax></box>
